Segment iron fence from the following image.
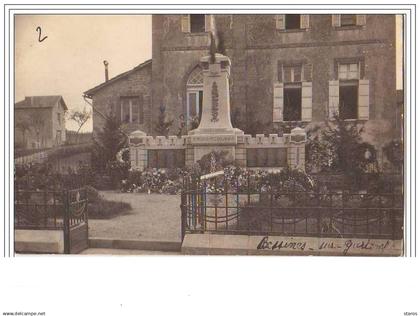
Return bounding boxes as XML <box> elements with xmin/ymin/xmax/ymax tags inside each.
<box><xmin>180</xmin><ymin>176</ymin><xmax>404</xmax><ymax>241</ymax></box>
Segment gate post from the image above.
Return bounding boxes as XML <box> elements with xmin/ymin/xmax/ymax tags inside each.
<box><xmin>288</xmin><ymin>127</ymin><xmax>307</xmax><ymax>170</ymax></box>
<box><xmin>129</xmin><ymin>130</ymin><xmax>147</xmax><ymax>171</ymax></box>
<box><xmin>180</xmin><ymin>190</ymin><xmax>187</xmax><ymax>242</ymax></box>
<box><xmin>63</xmin><ymin>190</ymin><xmax>70</xmax><ymax>254</ymax></box>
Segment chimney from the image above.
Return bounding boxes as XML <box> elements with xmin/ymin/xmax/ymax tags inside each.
<box><xmin>103</xmin><ymin>60</ymin><xmax>109</xmax><ymax>82</ymax></box>
<box><xmin>25</xmin><ymin>96</ymin><xmax>34</xmax><ymax>106</ymax></box>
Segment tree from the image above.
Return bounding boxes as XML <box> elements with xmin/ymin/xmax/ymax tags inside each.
<box><xmin>154</xmin><ymin>105</ymin><xmax>173</xmax><ymax>136</ymax></box>
<box><xmin>306</xmin><ymin>113</ymin><xmax>377</xmax><ymax>188</ymax></box>
<box><xmin>383</xmin><ymin>139</ymin><xmax>403</xmax><ymax>173</ymax></box>
<box><xmin>68</xmin><ymin>107</ymin><xmax>92</xmax><ymax>143</ymax></box>
<box><xmin>177</xmin><ymin>114</ymin><xmax>200</xmax><ymax>136</ymax></box>
<box><xmin>92</xmin><ymin>113</ymin><xmax>127</xmax><ymax>173</ymax></box>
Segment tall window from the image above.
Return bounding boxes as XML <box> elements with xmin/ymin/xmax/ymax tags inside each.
<box><xmin>275</xmin><ymin>15</ymin><xmax>309</xmax><ymax>30</ymax></box>
<box><xmin>282</xmin><ymin>64</ymin><xmax>303</xmax><ymax>121</ymax></box>
<box><xmin>186</xmin><ymin>66</ymin><xmax>204</xmax><ymax>125</ymax></box>
<box><xmin>190</xmin><ymin>15</ymin><xmax>205</xmax><ymax>33</ymax></box>
<box><xmin>120</xmin><ymin>96</ymin><xmax>143</xmax><ymax>124</ymax></box>
<box><xmin>338</xmin><ymin>63</ymin><xmax>359</xmax><ymax>120</ymax></box>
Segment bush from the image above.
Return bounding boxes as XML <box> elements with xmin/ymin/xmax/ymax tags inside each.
<box><xmin>83</xmin><ymin>185</ymin><xmax>132</xmax><ymax>219</ymax></box>
<box><xmin>85</xmin><ymin>185</ymin><xmax>100</xmax><ymax>202</ymax></box>
<box><xmin>305</xmin><ymin>114</ymin><xmax>378</xmax><ymax>189</ymax></box>
<box><xmin>383</xmin><ymin>139</ymin><xmax>403</xmax><ymax>171</ymax></box>
<box><xmin>88</xmin><ymin>198</ymin><xmax>132</xmax><ymax>219</ymax></box>
<box><xmin>91</xmin><ymin>113</ymin><xmax>127</xmax><ymax>173</ymax></box>
<box><xmin>106</xmin><ymin>160</ymin><xmax>130</xmax><ymax>188</ymax></box>
<box><xmin>197</xmin><ymin>150</ymin><xmax>233</xmax><ymax>174</ymax></box>
<box><xmin>154</xmin><ymin>105</ymin><xmax>173</xmax><ymax>136</ymax></box>
<box><xmin>121</xmin><ymin>168</ymin><xmax>184</xmax><ymax>194</ymax></box>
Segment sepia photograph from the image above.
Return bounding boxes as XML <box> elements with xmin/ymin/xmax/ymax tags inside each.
<box><xmin>13</xmin><ymin>13</ymin><xmax>405</xmax><ymax>256</ymax></box>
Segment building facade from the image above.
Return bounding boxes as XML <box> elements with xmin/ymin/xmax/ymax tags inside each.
<box><xmin>85</xmin><ymin>14</ymin><xmax>397</xmax><ymax>149</ymax></box>
<box><xmin>15</xmin><ymin>95</ymin><xmax>67</xmax><ymax>149</ymax></box>
<box><xmin>84</xmin><ymin>60</ymin><xmax>152</xmax><ymax>135</ymax></box>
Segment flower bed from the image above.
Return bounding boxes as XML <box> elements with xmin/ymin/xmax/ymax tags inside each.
<box><xmin>120</xmin><ymin>165</ymin><xmax>317</xmax><ymax>195</ymax></box>
<box><xmin>121</xmin><ymin>168</ymin><xmax>185</xmax><ymax>194</ymax></box>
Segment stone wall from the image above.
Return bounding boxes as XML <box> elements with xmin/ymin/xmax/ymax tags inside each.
<box><xmin>91</xmin><ymin>62</ymin><xmax>152</xmax><ymax>135</ymax></box>
<box><xmin>129</xmin><ymin>128</ymin><xmax>306</xmax><ymax>171</ymax></box>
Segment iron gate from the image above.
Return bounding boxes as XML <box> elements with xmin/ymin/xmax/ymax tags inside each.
<box><xmin>180</xmin><ymin>176</ymin><xmax>404</xmax><ymax>241</ymax></box>
<box><xmin>15</xmin><ymin>187</ymin><xmax>89</xmax><ymax>254</ymax></box>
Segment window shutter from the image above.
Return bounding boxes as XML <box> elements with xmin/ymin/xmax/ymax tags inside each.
<box><xmin>328</xmin><ymin>80</ymin><xmax>340</xmax><ymax>119</ymax></box>
<box><xmin>277</xmin><ymin>62</ymin><xmax>283</xmax><ymax>82</ymax></box>
<box><xmin>205</xmin><ymin>14</ymin><xmax>214</xmax><ymax>32</ymax></box>
<box><xmin>301</xmin><ymin>82</ymin><xmax>312</xmax><ymax>122</ymax></box>
<box><xmin>332</xmin><ymin>14</ymin><xmax>341</xmax><ymax>27</ymax></box>
<box><xmin>300</xmin><ymin>15</ymin><xmax>310</xmax><ymax>29</ymax></box>
<box><xmin>303</xmin><ymin>63</ymin><xmax>313</xmax><ymax>82</ymax></box>
<box><xmin>275</xmin><ymin>15</ymin><xmax>285</xmax><ymax>30</ymax></box>
<box><xmin>273</xmin><ymin>82</ymin><xmax>284</xmax><ymax>122</ymax></box>
<box><xmin>181</xmin><ymin>14</ymin><xmax>190</xmax><ymax>33</ymax></box>
<box><xmin>358</xmin><ymin>79</ymin><xmax>369</xmax><ymax>120</ymax></box>
<box><xmin>356</xmin><ymin>15</ymin><xmax>366</xmax><ymax>26</ymax></box>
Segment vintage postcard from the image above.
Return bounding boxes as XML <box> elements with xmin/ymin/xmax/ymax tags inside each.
<box><xmin>2</xmin><ymin>3</ymin><xmax>419</xmax><ymax>316</ymax></box>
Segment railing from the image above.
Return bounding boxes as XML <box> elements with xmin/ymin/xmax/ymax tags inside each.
<box><xmin>14</xmin><ymin>150</ymin><xmax>49</xmax><ymax>165</ymax></box>
<box><xmin>180</xmin><ymin>177</ymin><xmax>404</xmax><ymax>241</ymax></box>
<box><xmin>15</xmin><ymin>187</ymin><xmax>88</xmax><ymax>253</ymax></box>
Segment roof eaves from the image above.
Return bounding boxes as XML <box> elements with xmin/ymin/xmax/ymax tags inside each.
<box><xmin>83</xmin><ymin>59</ymin><xmax>152</xmax><ymax>98</ymax></box>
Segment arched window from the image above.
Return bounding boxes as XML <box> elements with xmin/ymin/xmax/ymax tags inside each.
<box><xmin>186</xmin><ymin>66</ymin><xmax>203</xmax><ymax>125</ymax></box>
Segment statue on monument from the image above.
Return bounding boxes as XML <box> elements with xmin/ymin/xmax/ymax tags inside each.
<box><xmin>186</xmin><ymin>31</ymin><xmax>244</xmax><ymax>163</ymax></box>
<box><xmin>188</xmin><ymin>32</ymin><xmax>243</xmax><ymax>137</ymax></box>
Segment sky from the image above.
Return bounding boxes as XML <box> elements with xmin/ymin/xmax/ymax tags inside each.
<box><xmin>15</xmin><ymin>15</ymin><xmax>403</xmax><ymax>132</ymax></box>
<box><xmin>15</xmin><ymin>15</ymin><xmax>152</xmax><ymax>132</ymax></box>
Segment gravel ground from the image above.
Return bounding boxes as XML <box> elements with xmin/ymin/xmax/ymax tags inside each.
<box><xmin>89</xmin><ymin>192</ymin><xmax>181</xmax><ymax>242</ymax></box>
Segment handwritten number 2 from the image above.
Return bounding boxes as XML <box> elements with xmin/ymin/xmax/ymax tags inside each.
<box><xmin>36</xmin><ymin>26</ymin><xmax>48</xmax><ymax>42</ymax></box>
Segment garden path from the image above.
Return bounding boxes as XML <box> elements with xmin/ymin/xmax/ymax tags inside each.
<box><xmin>89</xmin><ymin>192</ymin><xmax>181</xmax><ymax>242</ymax></box>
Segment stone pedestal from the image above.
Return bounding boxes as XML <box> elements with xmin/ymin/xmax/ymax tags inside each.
<box><xmin>128</xmin><ymin>54</ymin><xmax>307</xmax><ymax>171</ymax></box>
<box><xmin>129</xmin><ymin>130</ymin><xmax>147</xmax><ymax>171</ymax></box>
<box><xmin>187</xmin><ymin>53</ymin><xmax>244</xmax><ymax>163</ymax></box>
<box><xmin>287</xmin><ymin>127</ymin><xmax>307</xmax><ymax>170</ymax></box>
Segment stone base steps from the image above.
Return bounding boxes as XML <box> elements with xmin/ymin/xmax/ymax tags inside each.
<box><xmin>89</xmin><ymin>237</ymin><xmax>181</xmax><ymax>252</ymax></box>
<box><xmin>15</xmin><ymin>229</ymin><xmax>64</xmax><ymax>254</ymax></box>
